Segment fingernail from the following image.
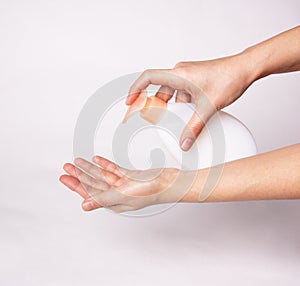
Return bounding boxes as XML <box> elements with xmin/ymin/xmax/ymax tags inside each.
<box><xmin>82</xmin><ymin>200</ymin><xmax>94</xmax><ymax>211</ymax></box>
<box><xmin>125</xmin><ymin>95</ymin><xmax>134</xmax><ymax>105</ymax></box>
<box><xmin>181</xmin><ymin>138</ymin><xmax>194</xmax><ymax>151</ymax></box>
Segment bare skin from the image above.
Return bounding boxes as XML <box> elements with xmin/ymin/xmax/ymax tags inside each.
<box><xmin>127</xmin><ymin>26</ymin><xmax>300</xmax><ymax>150</ymax></box>
<box><xmin>60</xmin><ymin>26</ymin><xmax>300</xmax><ymax>213</ymax></box>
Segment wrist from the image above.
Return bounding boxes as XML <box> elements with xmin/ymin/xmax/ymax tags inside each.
<box><xmin>157</xmin><ymin>168</ymin><xmax>208</xmax><ymax>204</ymax></box>
<box><xmin>156</xmin><ymin>168</ymin><xmax>181</xmax><ymax>204</ymax></box>
<box><xmin>178</xmin><ymin>169</ymin><xmax>209</xmax><ymax>203</ymax></box>
<box><xmin>237</xmin><ymin>46</ymin><xmax>269</xmax><ymax>84</ymax></box>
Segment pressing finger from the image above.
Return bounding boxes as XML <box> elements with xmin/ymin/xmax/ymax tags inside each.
<box><xmin>126</xmin><ymin>69</ymin><xmax>189</xmax><ymax>105</ymax></box>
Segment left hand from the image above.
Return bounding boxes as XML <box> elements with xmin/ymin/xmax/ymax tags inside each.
<box><xmin>59</xmin><ymin>156</ymin><xmax>179</xmax><ymax>213</ymax></box>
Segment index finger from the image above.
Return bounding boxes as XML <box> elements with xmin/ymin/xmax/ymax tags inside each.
<box><xmin>126</xmin><ymin>69</ymin><xmax>191</xmax><ymax>105</ymax></box>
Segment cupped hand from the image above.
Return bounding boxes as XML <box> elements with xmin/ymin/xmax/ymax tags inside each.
<box><xmin>126</xmin><ymin>53</ymin><xmax>256</xmax><ymax>151</ymax></box>
<box><xmin>59</xmin><ymin>156</ymin><xmax>179</xmax><ymax>213</ymax></box>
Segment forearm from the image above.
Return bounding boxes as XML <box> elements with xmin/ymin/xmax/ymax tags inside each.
<box><xmin>240</xmin><ymin>26</ymin><xmax>300</xmax><ymax>82</ymax></box>
<box><xmin>177</xmin><ymin>144</ymin><xmax>300</xmax><ymax>203</ymax></box>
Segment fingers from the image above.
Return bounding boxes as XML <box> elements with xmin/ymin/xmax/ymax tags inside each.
<box><xmin>74</xmin><ymin>157</ymin><xmax>122</xmax><ymax>186</ymax></box>
<box><xmin>82</xmin><ymin>198</ymin><xmax>103</xmax><ymax>211</ymax></box>
<box><xmin>60</xmin><ymin>169</ymin><xmax>121</xmax><ymax>212</ymax></box>
<box><xmin>59</xmin><ymin>173</ymin><xmax>90</xmax><ymax>200</ymax></box>
<box><xmin>72</xmin><ymin>165</ymin><xmax>110</xmax><ymax>194</ymax></box>
<box><xmin>126</xmin><ymin>69</ymin><xmax>189</xmax><ymax>105</ymax></box>
<box><xmin>122</xmin><ymin>90</ymin><xmax>148</xmax><ymax>123</ymax></box>
<box><xmin>61</xmin><ymin>162</ymin><xmax>109</xmax><ymax>202</ymax></box>
<box><xmin>74</xmin><ymin>158</ymin><xmax>110</xmax><ymax>180</ymax></box>
<box><xmin>61</xmin><ymin>159</ymin><xmax>129</xmax><ymax>212</ymax></box>
<box><xmin>61</xmin><ymin>157</ymin><xmax>129</xmax><ymax>208</ymax></box>
<box><xmin>61</xmin><ymin>176</ymin><xmax>124</xmax><ymax>212</ymax></box>
<box><xmin>93</xmin><ymin>156</ymin><xmax>125</xmax><ymax>177</ymax></box>
<box><xmin>175</xmin><ymin>90</ymin><xmax>191</xmax><ymax>103</ymax></box>
<box><xmin>82</xmin><ymin>188</ymin><xmax>126</xmax><ymax>212</ymax></box>
<box><xmin>82</xmin><ymin>201</ymin><xmax>128</xmax><ymax>213</ymax></box>
<box><xmin>154</xmin><ymin>86</ymin><xmax>175</xmax><ymax>102</ymax></box>
<box><xmin>63</xmin><ymin>162</ymin><xmax>78</xmax><ymax>177</ymax></box>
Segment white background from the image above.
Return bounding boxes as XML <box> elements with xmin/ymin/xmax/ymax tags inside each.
<box><xmin>0</xmin><ymin>0</ymin><xmax>300</xmax><ymax>285</ymax></box>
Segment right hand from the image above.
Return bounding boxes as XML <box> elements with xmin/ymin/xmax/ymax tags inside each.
<box><xmin>126</xmin><ymin>53</ymin><xmax>256</xmax><ymax>151</ymax></box>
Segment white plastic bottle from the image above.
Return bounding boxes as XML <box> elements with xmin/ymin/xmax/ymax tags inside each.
<box><xmin>156</xmin><ymin>102</ymin><xmax>257</xmax><ymax>170</ymax></box>
<box><xmin>95</xmin><ymin>100</ymin><xmax>257</xmax><ymax>171</ymax></box>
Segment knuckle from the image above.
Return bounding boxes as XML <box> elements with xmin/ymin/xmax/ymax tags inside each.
<box><xmin>96</xmin><ymin>197</ymin><xmax>109</xmax><ymax>208</ymax></box>
<box><xmin>174</xmin><ymin>61</ymin><xmax>186</xmax><ymax>69</ymax></box>
<box><xmin>142</xmin><ymin>69</ymin><xmax>151</xmax><ymax>79</ymax></box>
<box><xmin>184</xmin><ymin>121</ymin><xmax>203</xmax><ymax>138</ymax></box>
<box><xmin>108</xmin><ymin>162</ymin><xmax>116</xmax><ymax>171</ymax></box>
<box><xmin>117</xmin><ymin>186</ymin><xmax>131</xmax><ymax>197</ymax></box>
<box><xmin>86</xmin><ymin>165</ymin><xmax>93</xmax><ymax>174</ymax></box>
<box><xmin>82</xmin><ymin>183</ymin><xmax>92</xmax><ymax>194</ymax></box>
<box><xmin>77</xmin><ymin>172</ymin><xmax>86</xmax><ymax>183</ymax></box>
<box><xmin>190</xmin><ymin>122</ymin><xmax>203</xmax><ymax>137</ymax></box>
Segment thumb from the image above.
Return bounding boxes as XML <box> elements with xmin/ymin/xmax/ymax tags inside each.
<box><xmin>181</xmin><ymin>100</ymin><xmax>220</xmax><ymax>152</ymax></box>
<box><xmin>180</xmin><ymin>110</ymin><xmax>205</xmax><ymax>151</ymax></box>
<box><xmin>180</xmin><ymin>95</ymin><xmax>217</xmax><ymax>151</ymax></box>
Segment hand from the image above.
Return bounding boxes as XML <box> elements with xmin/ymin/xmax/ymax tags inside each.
<box><xmin>126</xmin><ymin>53</ymin><xmax>256</xmax><ymax>151</ymax></box>
<box><xmin>59</xmin><ymin>156</ymin><xmax>180</xmax><ymax>213</ymax></box>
